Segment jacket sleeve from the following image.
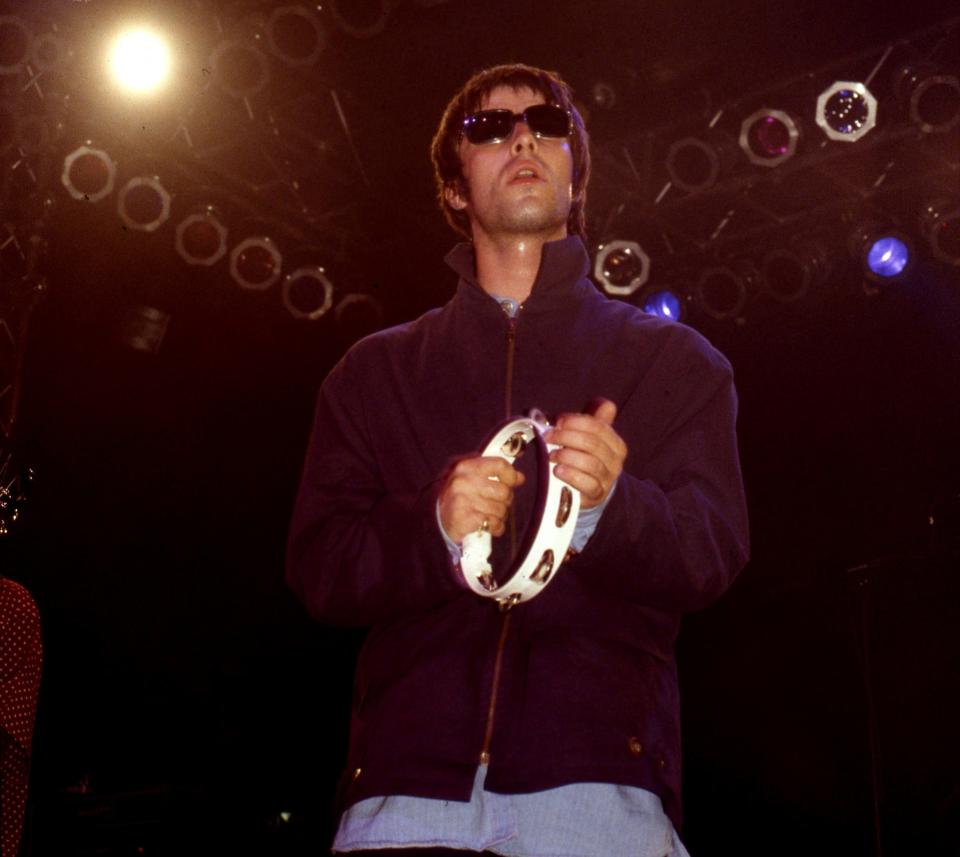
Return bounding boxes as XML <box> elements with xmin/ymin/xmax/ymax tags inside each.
<box><xmin>575</xmin><ymin>339</ymin><xmax>750</xmax><ymax>614</ymax></box>
<box><xmin>285</xmin><ymin>348</ymin><xmax>466</xmax><ymax>627</ymax></box>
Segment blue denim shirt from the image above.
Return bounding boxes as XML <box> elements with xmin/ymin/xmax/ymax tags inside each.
<box><xmin>333</xmin><ymin>761</ymin><xmax>689</xmax><ymax>856</ymax></box>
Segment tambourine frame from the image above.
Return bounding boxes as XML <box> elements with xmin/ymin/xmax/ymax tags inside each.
<box><xmin>459</xmin><ymin>409</ymin><xmax>580</xmax><ymax>609</ymax></box>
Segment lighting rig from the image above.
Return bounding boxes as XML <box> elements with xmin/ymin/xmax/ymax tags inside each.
<box><xmin>589</xmin><ymin>17</ymin><xmax>960</xmax><ymax>325</ymax></box>
<box><xmin>0</xmin><ymin>2</ymin><xmax>391</xmax><ymax>352</ymax></box>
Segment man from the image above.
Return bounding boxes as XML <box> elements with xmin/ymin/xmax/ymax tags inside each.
<box><xmin>286</xmin><ymin>64</ymin><xmax>749</xmax><ymax>856</ymax></box>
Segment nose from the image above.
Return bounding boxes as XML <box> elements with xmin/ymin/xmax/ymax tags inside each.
<box><xmin>510</xmin><ymin>118</ymin><xmax>538</xmax><ymax>153</ymax></box>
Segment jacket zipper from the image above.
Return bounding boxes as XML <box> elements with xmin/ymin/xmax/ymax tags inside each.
<box><xmin>479</xmin><ymin>302</ymin><xmax>521</xmax><ymax>766</ymax></box>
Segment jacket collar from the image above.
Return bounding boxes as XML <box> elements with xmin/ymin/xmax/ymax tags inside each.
<box><xmin>444</xmin><ymin>235</ymin><xmax>593</xmax><ymax>316</ymax></box>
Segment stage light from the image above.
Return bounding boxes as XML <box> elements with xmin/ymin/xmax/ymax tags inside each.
<box><xmin>696</xmin><ymin>264</ymin><xmax>753</xmax><ymax>320</ymax></box>
<box><xmin>61</xmin><ymin>145</ymin><xmax>116</xmax><ymax>202</ymax></box>
<box><xmin>894</xmin><ymin>63</ymin><xmax>960</xmax><ymax>134</ymax></box>
<box><xmin>593</xmin><ymin>240</ymin><xmax>650</xmax><ymax>296</ymax></box>
<box><xmin>175</xmin><ymin>209</ymin><xmax>228</xmax><ymax>266</ymax></box>
<box><xmin>640</xmin><ymin>288</ymin><xmax>684</xmax><ymax>322</ymax></box>
<box><xmin>0</xmin><ymin>15</ymin><xmax>31</xmax><ymax>75</ymax></box>
<box><xmin>230</xmin><ymin>237</ymin><xmax>282</xmax><ymax>290</ymax></box>
<box><xmin>760</xmin><ymin>242</ymin><xmax>828</xmax><ymax>302</ymax></box>
<box><xmin>866</xmin><ymin>237</ymin><xmax>910</xmax><ymax>279</ymax></box>
<box><xmin>919</xmin><ymin>199</ymin><xmax>960</xmax><ymax>267</ymax></box>
<box><xmin>282</xmin><ymin>266</ymin><xmax>333</xmax><ymax>320</ymax></box>
<box><xmin>108</xmin><ymin>28</ymin><xmax>171</xmax><ymax>94</ymax></box>
<box><xmin>335</xmin><ymin>293</ymin><xmax>384</xmax><ymax>339</ymax></box>
<box><xmin>816</xmin><ymin>81</ymin><xmax>878</xmax><ymax>142</ymax></box>
<box><xmin>210</xmin><ymin>40</ymin><xmax>270</xmax><ymax>99</ymax></box>
<box><xmin>329</xmin><ymin>0</ymin><xmax>393</xmax><ymax>38</ymax></box>
<box><xmin>30</xmin><ymin>32</ymin><xmax>69</xmax><ymax>72</ymax></box>
<box><xmin>850</xmin><ymin>224</ymin><xmax>913</xmax><ymax>282</ymax></box>
<box><xmin>590</xmin><ymin>81</ymin><xmax>618</xmax><ymax>111</ymax></box>
<box><xmin>666</xmin><ymin>138</ymin><xmax>719</xmax><ymax>193</ymax></box>
<box><xmin>266</xmin><ymin>6</ymin><xmax>327</xmax><ymax>66</ymax></box>
<box><xmin>739</xmin><ymin>109</ymin><xmax>799</xmax><ymax>167</ymax></box>
<box><xmin>117</xmin><ymin>176</ymin><xmax>171</xmax><ymax>233</ymax></box>
<box><xmin>665</xmin><ymin>132</ymin><xmax>738</xmax><ymax>193</ymax></box>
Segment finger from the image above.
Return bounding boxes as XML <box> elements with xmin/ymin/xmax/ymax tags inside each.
<box><xmin>547</xmin><ymin>427</ymin><xmax>625</xmax><ymax>474</ymax></box>
<box><xmin>448</xmin><ymin>501</ymin><xmax>507</xmax><ymax>539</ymax></box>
<box><xmin>551</xmin><ymin>461</ymin><xmax>606</xmax><ymax>506</ymax></box>
<box><xmin>461</xmin><ymin>456</ymin><xmax>526</xmax><ymax>487</ymax></box>
<box><xmin>589</xmin><ymin>398</ymin><xmax>618</xmax><ymax>425</ymax></box>
<box><xmin>550</xmin><ymin>446</ymin><xmax>609</xmax><ymax>482</ymax></box>
<box><xmin>477</xmin><ymin>478</ymin><xmax>514</xmax><ymax>504</ymax></box>
<box><xmin>547</xmin><ymin>426</ymin><xmax>613</xmax><ymax>459</ymax></box>
<box><xmin>550</xmin><ymin>417</ymin><xmax>627</xmax><ymax>460</ymax></box>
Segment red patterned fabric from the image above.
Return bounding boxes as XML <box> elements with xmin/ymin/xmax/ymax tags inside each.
<box><xmin>0</xmin><ymin>579</ymin><xmax>42</xmax><ymax>857</ymax></box>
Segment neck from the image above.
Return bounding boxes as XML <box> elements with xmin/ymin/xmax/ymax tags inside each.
<box><xmin>472</xmin><ymin>230</ymin><xmax>566</xmax><ymax>304</ymax></box>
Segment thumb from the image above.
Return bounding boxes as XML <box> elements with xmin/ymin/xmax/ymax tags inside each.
<box><xmin>590</xmin><ymin>398</ymin><xmax>617</xmax><ymax>425</ymax></box>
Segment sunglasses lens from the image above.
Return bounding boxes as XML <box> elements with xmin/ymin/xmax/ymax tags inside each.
<box><xmin>526</xmin><ymin>105</ymin><xmax>570</xmax><ymax>137</ymax></box>
<box><xmin>463</xmin><ymin>110</ymin><xmax>513</xmax><ymax>144</ymax></box>
<box><xmin>462</xmin><ymin>105</ymin><xmax>571</xmax><ymax>144</ymax></box>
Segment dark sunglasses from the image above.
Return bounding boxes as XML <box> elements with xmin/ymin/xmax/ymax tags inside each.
<box><xmin>461</xmin><ymin>104</ymin><xmax>571</xmax><ymax>145</ymax></box>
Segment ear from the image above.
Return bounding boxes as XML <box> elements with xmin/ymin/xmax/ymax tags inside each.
<box><xmin>444</xmin><ymin>180</ymin><xmax>468</xmax><ymax>211</ymax></box>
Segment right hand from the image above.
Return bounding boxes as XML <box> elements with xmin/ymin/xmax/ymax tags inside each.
<box><xmin>438</xmin><ymin>456</ymin><xmax>525</xmax><ymax>544</ymax></box>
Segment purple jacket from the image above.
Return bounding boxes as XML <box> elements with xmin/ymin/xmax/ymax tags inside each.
<box><xmin>286</xmin><ymin>235</ymin><xmax>749</xmax><ymax>830</ymax></box>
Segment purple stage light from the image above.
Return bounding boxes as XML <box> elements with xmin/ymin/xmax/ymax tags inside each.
<box><xmin>866</xmin><ymin>236</ymin><xmax>910</xmax><ymax>279</ymax></box>
<box><xmin>642</xmin><ymin>290</ymin><xmax>682</xmax><ymax>322</ymax></box>
<box><xmin>739</xmin><ymin>109</ymin><xmax>799</xmax><ymax>167</ymax></box>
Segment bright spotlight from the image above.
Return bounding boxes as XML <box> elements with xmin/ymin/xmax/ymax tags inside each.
<box><xmin>230</xmin><ymin>237</ymin><xmax>282</xmax><ymax>290</ymax></box>
<box><xmin>816</xmin><ymin>81</ymin><xmax>878</xmax><ymax>142</ymax></box>
<box><xmin>919</xmin><ymin>199</ymin><xmax>960</xmax><ymax>267</ymax></box>
<box><xmin>640</xmin><ymin>288</ymin><xmax>684</xmax><ymax>322</ymax></box>
<box><xmin>850</xmin><ymin>225</ymin><xmax>913</xmax><ymax>282</ymax></box>
<box><xmin>739</xmin><ymin>109</ymin><xmax>800</xmax><ymax>167</ymax></box>
<box><xmin>593</xmin><ymin>240</ymin><xmax>651</xmax><ymax>296</ymax></box>
<box><xmin>282</xmin><ymin>266</ymin><xmax>333</xmax><ymax>320</ymax></box>
<box><xmin>109</xmin><ymin>28</ymin><xmax>171</xmax><ymax>94</ymax></box>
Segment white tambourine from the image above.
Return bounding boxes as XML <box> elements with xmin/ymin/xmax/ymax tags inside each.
<box><xmin>459</xmin><ymin>409</ymin><xmax>580</xmax><ymax>609</ymax></box>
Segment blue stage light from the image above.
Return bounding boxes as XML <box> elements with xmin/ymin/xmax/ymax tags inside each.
<box><xmin>642</xmin><ymin>290</ymin><xmax>682</xmax><ymax>322</ymax></box>
<box><xmin>866</xmin><ymin>236</ymin><xmax>910</xmax><ymax>279</ymax></box>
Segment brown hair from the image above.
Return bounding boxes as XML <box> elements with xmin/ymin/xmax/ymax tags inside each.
<box><xmin>430</xmin><ymin>63</ymin><xmax>591</xmax><ymax>241</ymax></box>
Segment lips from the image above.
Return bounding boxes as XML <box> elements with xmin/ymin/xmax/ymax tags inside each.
<box><xmin>507</xmin><ymin>161</ymin><xmax>543</xmax><ymax>183</ymax></box>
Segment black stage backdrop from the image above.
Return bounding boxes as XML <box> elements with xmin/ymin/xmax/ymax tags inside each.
<box><xmin>1</xmin><ymin>1</ymin><xmax>958</xmax><ymax>855</ymax></box>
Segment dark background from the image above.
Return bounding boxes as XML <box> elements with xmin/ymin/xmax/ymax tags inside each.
<box><xmin>1</xmin><ymin>1</ymin><xmax>958</xmax><ymax>855</ymax></box>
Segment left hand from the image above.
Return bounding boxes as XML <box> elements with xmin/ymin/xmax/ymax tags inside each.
<box><xmin>545</xmin><ymin>399</ymin><xmax>627</xmax><ymax>510</ymax></box>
